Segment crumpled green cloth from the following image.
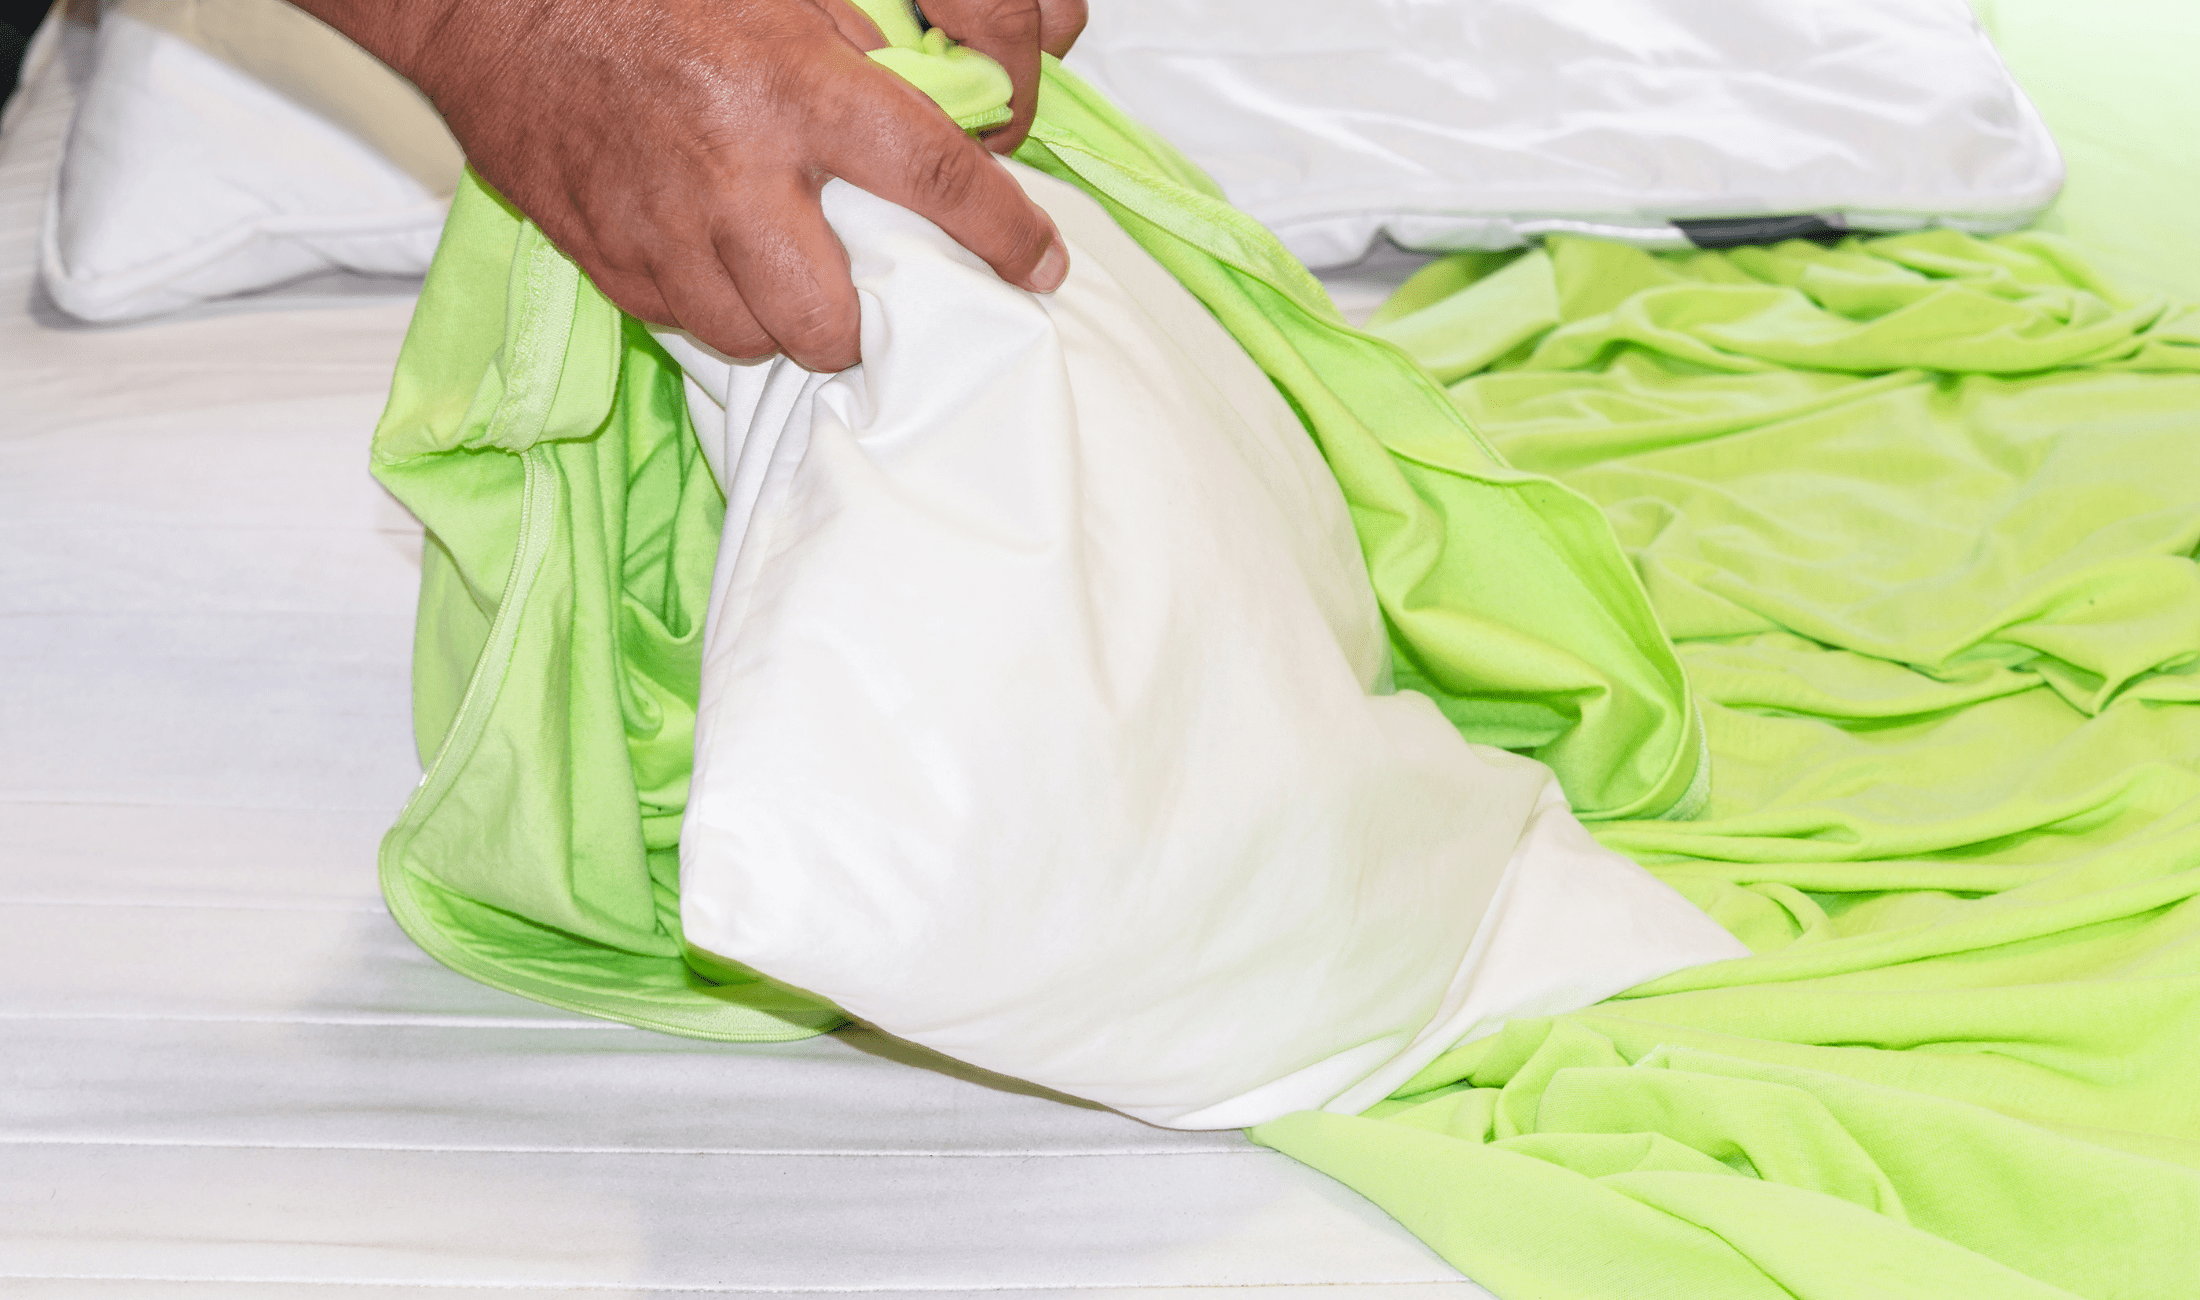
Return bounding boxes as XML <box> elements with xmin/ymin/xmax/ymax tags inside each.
<box><xmin>1253</xmin><ymin>234</ymin><xmax>2200</xmax><ymax>1298</ymax></box>
<box><xmin>368</xmin><ymin>4</ymin><xmax>1702</xmax><ymax>1040</ymax></box>
<box><xmin>367</xmin><ymin>1</ymin><xmax>2200</xmax><ymax>1290</ymax></box>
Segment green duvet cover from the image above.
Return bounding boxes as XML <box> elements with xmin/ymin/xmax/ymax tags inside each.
<box><xmin>372</xmin><ymin>1</ymin><xmax>2200</xmax><ymax>1294</ymax></box>
<box><xmin>1253</xmin><ymin>4</ymin><xmax>2200</xmax><ymax>1295</ymax></box>
<box><xmin>373</xmin><ymin>18</ymin><xmax>1709</xmax><ymax>1040</ymax></box>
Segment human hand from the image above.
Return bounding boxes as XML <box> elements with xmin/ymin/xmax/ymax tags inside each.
<box><xmin>918</xmin><ymin>0</ymin><xmax>1087</xmax><ymax>155</ymax></box>
<box><xmin>297</xmin><ymin>0</ymin><xmax>1087</xmax><ymax>371</ymax></box>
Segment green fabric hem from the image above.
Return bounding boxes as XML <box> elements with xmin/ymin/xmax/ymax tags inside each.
<box><xmin>380</xmin><ymin>858</ymin><xmax>847</xmax><ymax>1041</ymax></box>
<box><xmin>953</xmin><ymin>104</ymin><xmax>1012</xmax><ymax>132</ymax></box>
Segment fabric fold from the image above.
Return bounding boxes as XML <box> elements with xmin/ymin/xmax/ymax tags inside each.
<box><xmin>369</xmin><ymin>1</ymin><xmax>1711</xmax><ymax>1042</ymax></box>
<box><xmin>1255</xmin><ymin>220</ymin><xmax>2200</xmax><ymax>1299</ymax></box>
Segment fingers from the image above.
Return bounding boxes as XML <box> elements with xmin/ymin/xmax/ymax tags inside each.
<box><xmin>595</xmin><ymin>192</ymin><xmax>854</xmax><ymax>371</ymax></box>
<box><xmin>380</xmin><ymin>0</ymin><xmax>1068</xmax><ymax>376</ymax></box>
<box><xmin>706</xmin><ymin>169</ymin><xmax>863</xmax><ymax>371</ymax></box>
<box><xmin>915</xmin><ymin>0</ymin><xmax>1042</xmax><ymax>153</ymax></box>
<box><xmin>586</xmin><ymin>30</ymin><xmax>1064</xmax><ymax>373</ymax></box>
<box><xmin>821</xmin><ymin>64</ymin><xmax>1069</xmax><ymax>295</ymax></box>
<box><xmin>646</xmin><ymin>243</ymin><xmax>780</xmax><ymax>362</ymax></box>
<box><xmin>535</xmin><ymin>162</ymin><xmax>785</xmax><ymax>361</ymax></box>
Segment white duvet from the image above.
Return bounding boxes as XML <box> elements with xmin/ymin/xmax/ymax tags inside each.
<box><xmin>653</xmin><ymin>163</ymin><xmax>1747</xmax><ymax>1129</ymax></box>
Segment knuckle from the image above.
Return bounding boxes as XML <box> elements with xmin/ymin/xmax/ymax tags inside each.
<box><xmin>905</xmin><ymin>141</ymin><xmax>989</xmax><ymax>214</ymax></box>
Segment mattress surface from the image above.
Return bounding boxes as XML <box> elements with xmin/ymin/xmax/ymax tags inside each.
<box><xmin>0</xmin><ymin>16</ymin><xmax>1490</xmax><ymax>1297</ymax></box>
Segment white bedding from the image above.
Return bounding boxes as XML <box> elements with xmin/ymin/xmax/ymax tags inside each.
<box><xmin>0</xmin><ymin>16</ymin><xmax>1490</xmax><ymax>1297</ymax></box>
<box><xmin>662</xmin><ymin>167</ymin><xmax>1740</xmax><ymax>1131</ymax></box>
<box><xmin>1067</xmin><ymin>0</ymin><xmax>2061</xmax><ymax>267</ymax></box>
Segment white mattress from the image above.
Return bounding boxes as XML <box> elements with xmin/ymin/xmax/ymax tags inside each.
<box><xmin>0</xmin><ymin>18</ymin><xmax>1484</xmax><ymax>1298</ymax></box>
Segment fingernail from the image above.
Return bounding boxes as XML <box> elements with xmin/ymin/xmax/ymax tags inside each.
<box><xmin>1028</xmin><ymin>238</ymin><xmax>1069</xmax><ymax>294</ymax></box>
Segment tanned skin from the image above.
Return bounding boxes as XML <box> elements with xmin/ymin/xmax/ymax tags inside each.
<box><xmin>292</xmin><ymin>0</ymin><xmax>1088</xmax><ymax>371</ymax></box>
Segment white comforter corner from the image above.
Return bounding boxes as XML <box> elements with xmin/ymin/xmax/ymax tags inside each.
<box><xmin>655</xmin><ymin>163</ymin><xmax>1748</xmax><ymax>1129</ymax></box>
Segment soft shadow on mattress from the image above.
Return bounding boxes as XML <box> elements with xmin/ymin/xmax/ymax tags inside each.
<box><xmin>834</xmin><ymin>1026</ymin><xmax>1120</xmax><ymax>1115</ymax></box>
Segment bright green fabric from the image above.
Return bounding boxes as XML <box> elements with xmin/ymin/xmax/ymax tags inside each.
<box><xmin>370</xmin><ymin>5</ymin><xmax>1708</xmax><ymax>1039</ymax></box>
<box><xmin>366</xmin><ymin>4</ymin><xmax>1021</xmax><ymax>1039</ymax></box>
<box><xmin>1235</xmin><ymin>9</ymin><xmax>2200</xmax><ymax>1290</ymax></box>
<box><xmin>373</xmin><ymin>196</ymin><xmax>840</xmax><ymax>1039</ymax></box>
<box><xmin>1016</xmin><ymin>76</ymin><xmax>1706</xmax><ymax>820</ymax></box>
<box><xmin>1253</xmin><ymin>223</ymin><xmax>2200</xmax><ymax>1297</ymax></box>
<box><xmin>1257</xmin><ymin>16</ymin><xmax>2200</xmax><ymax>1293</ymax></box>
<box><xmin>370</xmin><ymin>0</ymin><xmax>2200</xmax><ymax>1288</ymax></box>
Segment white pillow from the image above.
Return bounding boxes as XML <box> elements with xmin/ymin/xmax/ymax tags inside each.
<box><xmin>655</xmin><ymin>161</ymin><xmax>1748</xmax><ymax>1129</ymax></box>
<box><xmin>1064</xmin><ymin>0</ymin><xmax>2064</xmax><ymax>268</ymax></box>
<box><xmin>42</xmin><ymin>0</ymin><xmax>460</xmax><ymax>323</ymax></box>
